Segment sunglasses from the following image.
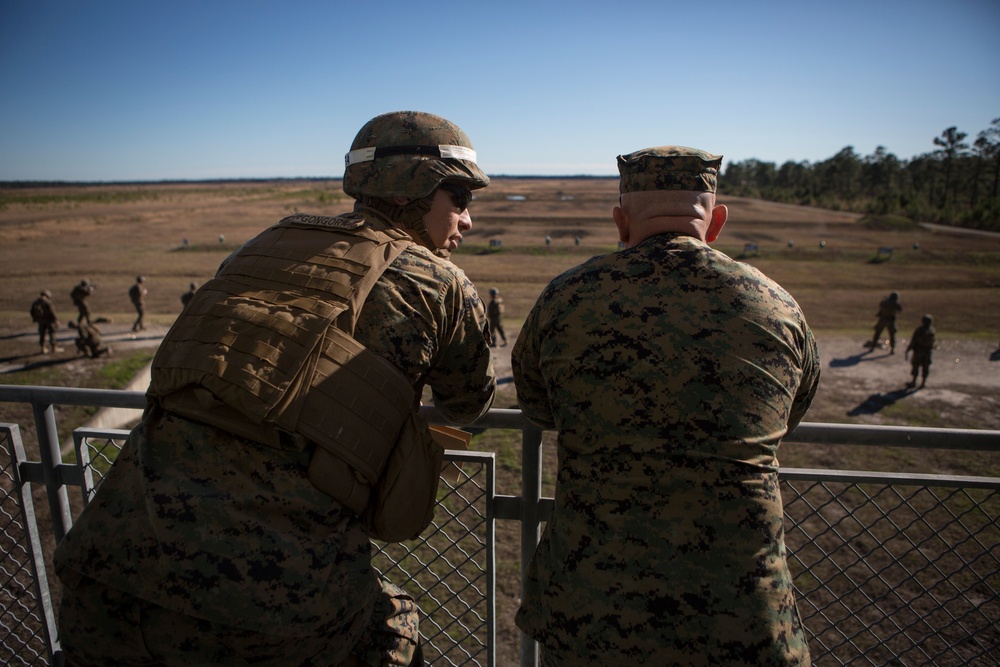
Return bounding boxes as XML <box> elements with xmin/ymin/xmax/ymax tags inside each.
<box><xmin>439</xmin><ymin>182</ymin><xmax>473</xmax><ymax>211</ymax></box>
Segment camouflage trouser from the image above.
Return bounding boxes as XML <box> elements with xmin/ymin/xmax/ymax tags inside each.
<box><xmin>872</xmin><ymin>317</ymin><xmax>897</xmax><ymax>347</ymax></box>
<box><xmin>37</xmin><ymin>322</ymin><xmax>56</xmax><ymax>347</ymax></box>
<box><xmin>132</xmin><ymin>302</ymin><xmax>145</xmax><ymax>331</ymax></box>
<box><xmin>58</xmin><ymin>575</ymin><xmax>420</xmax><ymax>667</ymax></box>
<box><xmin>910</xmin><ymin>351</ymin><xmax>932</xmax><ymax>380</ymax></box>
<box><xmin>74</xmin><ymin>301</ymin><xmax>91</xmax><ymax>326</ymax></box>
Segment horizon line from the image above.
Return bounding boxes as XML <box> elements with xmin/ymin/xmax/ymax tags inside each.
<box><xmin>0</xmin><ymin>174</ymin><xmax>622</xmax><ymax>187</ymax></box>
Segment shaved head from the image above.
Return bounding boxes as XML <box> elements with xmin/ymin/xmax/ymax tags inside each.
<box><xmin>619</xmin><ymin>190</ymin><xmax>715</xmax><ymax>222</ymax></box>
<box><xmin>613</xmin><ymin>189</ymin><xmax>727</xmax><ymax>247</ymax></box>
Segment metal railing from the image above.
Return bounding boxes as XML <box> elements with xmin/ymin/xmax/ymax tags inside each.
<box><xmin>2</xmin><ymin>384</ymin><xmax>999</xmax><ymax>666</ymax></box>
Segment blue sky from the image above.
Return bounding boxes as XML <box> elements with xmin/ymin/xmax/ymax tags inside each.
<box><xmin>2</xmin><ymin>0</ymin><xmax>998</xmax><ymax>182</ymax></box>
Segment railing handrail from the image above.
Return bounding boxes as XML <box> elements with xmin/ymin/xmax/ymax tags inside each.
<box><xmin>3</xmin><ymin>384</ymin><xmax>999</xmax><ymax>449</ymax></box>
<box><xmin>3</xmin><ymin>383</ymin><xmax>1000</xmax><ymax>667</ymax></box>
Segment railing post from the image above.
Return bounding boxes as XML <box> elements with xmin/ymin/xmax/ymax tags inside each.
<box><xmin>31</xmin><ymin>399</ymin><xmax>72</xmax><ymax>542</ymax></box>
<box><xmin>519</xmin><ymin>425</ymin><xmax>543</xmax><ymax>667</ymax></box>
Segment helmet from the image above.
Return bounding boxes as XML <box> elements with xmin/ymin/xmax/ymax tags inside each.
<box><xmin>137</xmin><ymin>276</ymin><xmax>145</xmax><ymax>283</ymax></box>
<box><xmin>343</xmin><ymin>111</ymin><xmax>489</xmax><ymax>200</ymax></box>
<box><xmin>41</xmin><ymin>289</ymin><xmax>52</xmax><ymax>297</ymax></box>
<box><xmin>489</xmin><ymin>288</ymin><xmax>499</xmax><ymax>296</ymax></box>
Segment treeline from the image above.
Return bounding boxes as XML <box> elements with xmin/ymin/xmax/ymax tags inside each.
<box><xmin>718</xmin><ymin>119</ymin><xmax>1000</xmax><ymax>231</ymax></box>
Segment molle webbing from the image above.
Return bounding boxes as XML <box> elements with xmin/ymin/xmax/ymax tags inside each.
<box><xmin>150</xmin><ymin>214</ymin><xmax>414</xmax><ymax>489</ymax></box>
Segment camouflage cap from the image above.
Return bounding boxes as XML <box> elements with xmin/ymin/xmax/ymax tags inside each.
<box><xmin>617</xmin><ymin>146</ymin><xmax>723</xmax><ymax>194</ymax></box>
<box><xmin>41</xmin><ymin>289</ymin><xmax>52</xmax><ymax>297</ymax></box>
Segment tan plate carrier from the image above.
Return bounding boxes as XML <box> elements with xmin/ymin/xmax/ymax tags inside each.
<box><xmin>149</xmin><ymin>212</ymin><xmax>422</xmax><ymax>517</ymax></box>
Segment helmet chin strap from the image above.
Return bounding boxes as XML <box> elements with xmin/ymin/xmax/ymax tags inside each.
<box><xmin>356</xmin><ymin>195</ymin><xmax>438</xmax><ymax>250</ymax></box>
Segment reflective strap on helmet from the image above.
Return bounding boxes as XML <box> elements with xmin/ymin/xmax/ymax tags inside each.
<box><xmin>345</xmin><ymin>144</ymin><xmax>477</xmax><ymax>167</ymax></box>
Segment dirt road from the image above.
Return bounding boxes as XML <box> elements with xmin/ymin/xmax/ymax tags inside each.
<box><xmin>4</xmin><ymin>326</ymin><xmax>999</xmax><ymax>432</ymax></box>
<box><xmin>489</xmin><ymin>329</ymin><xmax>1000</xmax><ymax>431</ymax></box>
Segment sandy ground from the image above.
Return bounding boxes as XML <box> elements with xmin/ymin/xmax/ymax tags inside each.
<box><xmin>492</xmin><ymin>328</ymin><xmax>1000</xmax><ymax>430</ymax></box>
<box><xmin>3</xmin><ymin>324</ymin><xmax>999</xmax><ymax>431</ymax></box>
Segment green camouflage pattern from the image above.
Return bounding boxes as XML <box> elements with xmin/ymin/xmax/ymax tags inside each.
<box><xmin>486</xmin><ymin>292</ymin><xmax>507</xmax><ymax>346</ymax></box>
<box><xmin>871</xmin><ymin>292</ymin><xmax>903</xmax><ymax>349</ymax></box>
<box><xmin>512</xmin><ymin>232</ymin><xmax>820</xmax><ymax>665</ymax></box>
<box><xmin>54</xmin><ymin>206</ymin><xmax>495</xmax><ymax>657</ymax></box>
<box><xmin>30</xmin><ymin>294</ymin><xmax>58</xmax><ymax>349</ymax></box>
<box><xmin>58</xmin><ymin>574</ymin><xmax>418</xmax><ymax>666</ymax></box>
<box><xmin>343</xmin><ymin>110</ymin><xmax>489</xmax><ymax>200</ymax></box>
<box><xmin>907</xmin><ymin>318</ymin><xmax>936</xmax><ymax>382</ymax></box>
<box><xmin>617</xmin><ymin>145</ymin><xmax>723</xmax><ymax>194</ymax></box>
<box><xmin>70</xmin><ymin>280</ymin><xmax>95</xmax><ymax>324</ymax></box>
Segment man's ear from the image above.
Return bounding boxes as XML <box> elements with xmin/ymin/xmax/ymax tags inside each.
<box><xmin>706</xmin><ymin>204</ymin><xmax>728</xmax><ymax>243</ymax></box>
<box><xmin>613</xmin><ymin>206</ymin><xmax>630</xmax><ymax>245</ymax></box>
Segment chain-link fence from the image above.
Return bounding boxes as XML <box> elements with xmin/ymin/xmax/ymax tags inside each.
<box><xmin>783</xmin><ymin>471</ymin><xmax>1000</xmax><ymax>666</ymax></box>
<box><xmin>2</xmin><ymin>385</ymin><xmax>999</xmax><ymax>666</ymax></box>
<box><xmin>1</xmin><ymin>424</ymin><xmax>59</xmax><ymax>667</ymax></box>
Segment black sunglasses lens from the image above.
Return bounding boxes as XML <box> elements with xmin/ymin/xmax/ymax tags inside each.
<box><xmin>441</xmin><ymin>184</ymin><xmax>472</xmax><ymax>210</ymax></box>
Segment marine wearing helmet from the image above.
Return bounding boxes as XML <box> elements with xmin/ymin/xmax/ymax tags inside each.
<box><xmin>54</xmin><ymin>110</ymin><xmax>497</xmax><ymax>666</ymax></box>
<box><xmin>344</xmin><ymin>110</ymin><xmax>489</xmax><ymax>251</ymax></box>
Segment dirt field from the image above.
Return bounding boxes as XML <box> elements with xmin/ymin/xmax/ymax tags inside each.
<box><xmin>3</xmin><ymin>177</ymin><xmax>999</xmax><ymax>431</ymax></box>
<box><xmin>2</xmin><ymin>179</ymin><xmax>999</xmax><ymax>666</ymax></box>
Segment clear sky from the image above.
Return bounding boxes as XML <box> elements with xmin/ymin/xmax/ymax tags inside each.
<box><xmin>2</xmin><ymin>0</ymin><xmax>998</xmax><ymax>182</ymax></box>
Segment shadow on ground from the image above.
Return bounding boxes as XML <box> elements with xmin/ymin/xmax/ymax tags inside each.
<box><xmin>847</xmin><ymin>387</ymin><xmax>918</xmax><ymax>416</ymax></box>
<box><xmin>0</xmin><ymin>355</ymin><xmax>79</xmax><ymax>374</ymax></box>
<box><xmin>829</xmin><ymin>348</ymin><xmax>894</xmax><ymax>368</ymax></box>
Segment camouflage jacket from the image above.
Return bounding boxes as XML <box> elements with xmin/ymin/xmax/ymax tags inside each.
<box><xmin>512</xmin><ymin>232</ymin><xmax>820</xmax><ymax>665</ymax></box>
<box><xmin>70</xmin><ymin>283</ymin><xmax>92</xmax><ymax>305</ymax></box>
<box><xmin>128</xmin><ymin>282</ymin><xmax>146</xmax><ymax>305</ymax></box>
<box><xmin>30</xmin><ymin>297</ymin><xmax>56</xmax><ymax>324</ymax></box>
<box><xmin>907</xmin><ymin>324</ymin><xmax>935</xmax><ymax>356</ymax></box>
<box><xmin>486</xmin><ymin>297</ymin><xmax>504</xmax><ymax>323</ymax></box>
<box><xmin>876</xmin><ymin>296</ymin><xmax>902</xmax><ymax>321</ymax></box>
<box><xmin>54</xmin><ymin>208</ymin><xmax>496</xmax><ymax>638</ymax></box>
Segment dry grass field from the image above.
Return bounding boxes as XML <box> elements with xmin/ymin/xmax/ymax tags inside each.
<box><xmin>2</xmin><ymin>179</ymin><xmax>999</xmax><ymax>665</ymax></box>
<box><xmin>2</xmin><ymin>178</ymin><xmax>999</xmax><ymax>336</ymax></box>
<box><xmin>3</xmin><ymin>177</ymin><xmax>998</xmax><ymax>432</ymax></box>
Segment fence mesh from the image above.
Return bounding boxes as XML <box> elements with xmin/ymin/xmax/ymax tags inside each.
<box><xmin>3</xmin><ymin>420</ymin><xmax>999</xmax><ymax>666</ymax></box>
<box><xmin>374</xmin><ymin>457</ymin><xmax>493</xmax><ymax>666</ymax></box>
<box><xmin>782</xmin><ymin>475</ymin><xmax>1000</xmax><ymax>666</ymax></box>
<box><xmin>0</xmin><ymin>425</ymin><xmax>55</xmax><ymax>667</ymax></box>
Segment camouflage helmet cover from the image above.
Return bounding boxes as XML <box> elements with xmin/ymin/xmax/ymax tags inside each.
<box><xmin>343</xmin><ymin>111</ymin><xmax>489</xmax><ymax>200</ymax></box>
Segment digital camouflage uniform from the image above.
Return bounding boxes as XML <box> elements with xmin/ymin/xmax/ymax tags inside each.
<box><xmin>55</xmin><ymin>208</ymin><xmax>495</xmax><ymax>662</ymax></box>
<box><xmin>486</xmin><ymin>289</ymin><xmax>507</xmax><ymax>347</ymax></box>
<box><xmin>71</xmin><ymin>321</ymin><xmax>110</xmax><ymax>358</ymax></box>
<box><xmin>513</xmin><ymin>146</ymin><xmax>820</xmax><ymax>666</ymax></box>
<box><xmin>869</xmin><ymin>292</ymin><xmax>902</xmax><ymax>352</ymax></box>
<box><xmin>30</xmin><ymin>291</ymin><xmax>58</xmax><ymax>352</ymax></box>
<box><xmin>70</xmin><ymin>279</ymin><xmax>95</xmax><ymax>326</ymax></box>
<box><xmin>129</xmin><ymin>276</ymin><xmax>147</xmax><ymax>332</ymax></box>
<box><xmin>906</xmin><ymin>315</ymin><xmax>936</xmax><ymax>387</ymax></box>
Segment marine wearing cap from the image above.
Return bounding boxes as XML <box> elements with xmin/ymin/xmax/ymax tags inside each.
<box><xmin>617</xmin><ymin>145</ymin><xmax>723</xmax><ymax>194</ymax></box>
